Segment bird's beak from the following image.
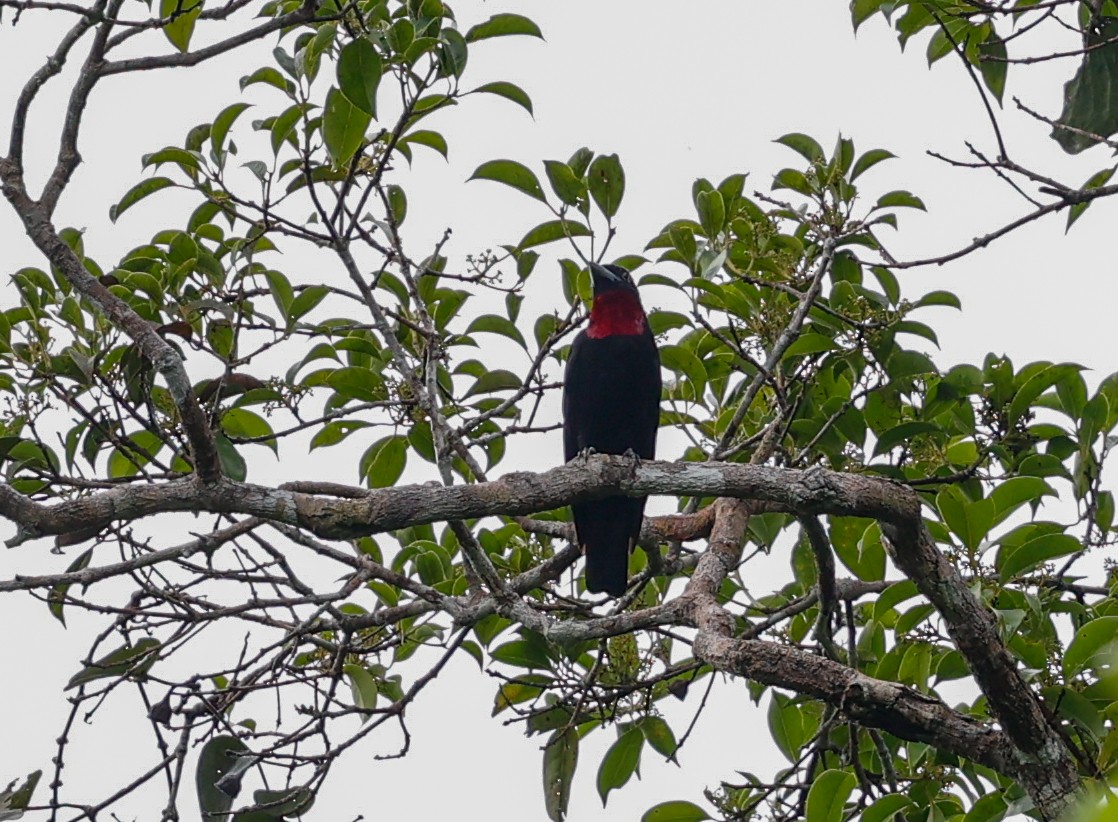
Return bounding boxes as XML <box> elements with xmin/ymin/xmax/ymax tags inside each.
<box><xmin>589</xmin><ymin>262</ymin><xmax>620</xmax><ymax>284</ymax></box>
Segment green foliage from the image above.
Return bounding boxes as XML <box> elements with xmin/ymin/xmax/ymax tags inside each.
<box><xmin>7</xmin><ymin>1</ymin><xmax>1118</xmax><ymax>821</ymax></box>
<box><xmin>0</xmin><ymin>770</ymin><xmax>41</xmax><ymax>820</ymax></box>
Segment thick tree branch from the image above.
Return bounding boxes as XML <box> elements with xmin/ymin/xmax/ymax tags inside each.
<box><xmin>693</xmin><ymin>631</ymin><xmax>1016</xmax><ymax>774</ymax></box>
<box><xmin>881</xmin><ymin>518</ymin><xmax>1081</xmax><ymax>815</ymax></box>
<box><xmin>37</xmin><ymin>0</ymin><xmax>119</xmax><ymax>212</ymax></box>
<box><xmin>0</xmin><ymin>459</ymin><xmax>914</xmax><ymax>547</ymax></box>
<box><xmin>7</xmin><ymin>0</ymin><xmax>100</xmax><ymax>165</ymax></box>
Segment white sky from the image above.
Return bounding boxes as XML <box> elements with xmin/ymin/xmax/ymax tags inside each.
<box><xmin>1</xmin><ymin>1</ymin><xmax>1116</xmax><ymax>820</ymax></box>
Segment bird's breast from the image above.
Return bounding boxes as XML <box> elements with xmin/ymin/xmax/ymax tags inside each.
<box><xmin>586</xmin><ymin>292</ymin><xmax>647</xmax><ymax>339</ymax></box>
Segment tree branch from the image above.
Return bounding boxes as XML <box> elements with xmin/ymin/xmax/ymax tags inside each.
<box><xmin>0</xmin><ymin>458</ymin><xmax>917</xmax><ymax>547</ymax></box>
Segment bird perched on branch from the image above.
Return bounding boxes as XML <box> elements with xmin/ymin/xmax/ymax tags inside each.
<box><xmin>563</xmin><ymin>262</ymin><xmax>661</xmax><ymax>597</ymax></box>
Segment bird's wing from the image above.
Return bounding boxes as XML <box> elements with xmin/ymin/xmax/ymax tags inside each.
<box><xmin>635</xmin><ymin>330</ymin><xmax>662</xmax><ymax>459</ymax></box>
<box><xmin>562</xmin><ymin>331</ymin><xmax>587</xmax><ymax>462</ymax></box>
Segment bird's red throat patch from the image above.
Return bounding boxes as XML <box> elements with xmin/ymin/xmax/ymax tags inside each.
<box><xmin>587</xmin><ymin>291</ymin><xmax>646</xmax><ymax>339</ymax></box>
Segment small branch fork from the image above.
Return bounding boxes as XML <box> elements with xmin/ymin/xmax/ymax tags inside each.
<box><xmin>883</xmin><ymin>11</ymin><xmax>1118</xmax><ymax>270</ymax></box>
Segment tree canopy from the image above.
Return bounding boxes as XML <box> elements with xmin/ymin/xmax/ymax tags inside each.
<box><xmin>1</xmin><ymin>1</ymin><xmax>1118</xmax><ymax>821</ymax></box>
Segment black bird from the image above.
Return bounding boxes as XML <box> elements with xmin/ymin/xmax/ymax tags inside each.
<box><xmin>563</xmin><ymin>262</ymin><xmax>661</xmax><ymax>597</ymax></box>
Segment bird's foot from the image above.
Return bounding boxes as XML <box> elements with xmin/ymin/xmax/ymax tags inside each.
<box><xmin>622</xmin><ymin>448</ymin><xmax>642</xmax><ymax>478</ymax></box>
<box><xmin>578</xmin><ymin>446</ymin><xmax>597</xmax><ymax>463</ymax></box>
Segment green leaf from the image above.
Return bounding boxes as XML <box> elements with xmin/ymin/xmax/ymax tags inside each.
<box><xmin>195</xmin><ymin>735</ymin><xmax>250</xmax><ymax>818</ymax></box>
<box><xmin>861</xmin><ymin>795</ymin><xmax>913</xmax><ymax>822</ymax></box>
<box><xmin>107</xmin><ymin>430</ymin><xmax>164</xmax><ymax>479</ymax></box>
<box><xmin>310</xmin><ymin>420</ymin><xmax>371</xmax><ymax>451</ymax></box>
<box><xmin>265</xmin><ymin>270</ymin><xmax>294</xmax><ymax>319</ymax></box>
<box><xmin>775</xmin><ymin>132</ymin><xmax>825</xmax><ymax>164</ymax></box>
<box><xmin>989</xmin><ymin>476</ymin><xmax>1052</xmax><ymax>524</ymax></box>
<box><xmin>160</xmin><ymin>0</ymin><xmax>203</xmax><ymax>52</ymax></box>
<box><xmin>773</xmin><ymin>168</ymin><xmax>813</xmax><ymax>195</ymax></box>
<box><xmin>518</xmin><ymin>219</ymin><xmax>591</xmax><ymax>250</ymax></box>
<box><xmin>875</xmin><ymin>190</ymin><xmax>926</xmax><ymax>210</ymax></box>
<box><xmin>400</xmin><ymin>129</ymin><xmax>449</xmax><ymax>159</ymax></box>
<box><xmin>639</xmin><ymin>716</ymin><xmax>678</xmax><ymax>761</ymax></box>
<box><xmin>1064</xmin><ymin>616</ymin><xmax>1118</xmax><ymax>675</ymax></box>
<box><xmin>1098</xmin><ymin>490</ymin><xmax>1115</xmax><ymax>532</ymax></box>
<box><xmin>782</xmin><ymin>332</ymin><xmax>837</xmax><ymax>358</ymax></box>
<box><xmin>534</xmin><ymin>314</ymin><xmax>560</xmax><ymax>347</ymax></box>
<box><xmin>465</xmin><ymin>13</ymin><xmax>543</xmax><ymax>42</ymax></box>
<box><xmin>659</xmin><ymin>344</ymin><xmax>706</xmax><ymax>392</ymax></box>
<box><xmin>337</xmin><ymin>38</ymin><xmax>382</xmax><ymax>116</ymax></box>
<box><xmin>767</xmin><ymin>692</ymin><xmax>809</xmax><ymax>761</ymax></box>
<box><xmin>386</xmin><ymin>18</ymin><xmax>414</xmax><ymax>53</ymax></box>
<box><xmin>465</xmin><ymin>369</ymin><xmax>521</xmax><ymax>397</ymax></box>
<box><xmin>641</xmin><ymin>800</ymin><xmax>711</xmax><ymax>822</ymax></box>
<box><xmin>978</xmin><ymin>31</ymin><xmax>1007</xmax><ymax>104</ymax></box>
<box><xmin>473</xmin><ymin>81</ymin><xmax>533</xmax><ymax>115</ymax></box>
<box><xmin>66</xmin><ymin>637</ymin><xmax>161</xmax><ymax>690</ymax></box>
<box><xmin>206</xmin><ymin>318</ymin><xmax>235</xmax><ymax>361</ymax></box>
<box><xmin>214</xmin><ymin>432</ymin><xmax>247</xmax><ymax>481</ymax></box>
<box><xmin>872</xmin><ymin>421</ymin><xmax>940</xmax><ymax>456</ymax></box>
<box><xmin>1067</xmin><ymin>166</ymin><xmax>1116</xmax><ymax>230</ymax></box>
<box><xmin>268</xmin><ymin>104</ymin><xmax>303</xmax><ymax>155</ymax></box>
<box><xmin>963</xmin><ymin>791</ymin><xmax>1008</xmax><ymax>822</ymax></box>
<box><xmin>437</xmin><ymin>28</ymin><xmax>468</xmax><ymax>78</ymax></box>
<box><xmin>211</xmin><ymin>102</ymin><xmax>250</xmax><ymax>157</ymax></box>
<box><xmin>360</xmin><ymin>435</ymin><xmax>407</xmax><ymax>488</ymax></box>
<box><xmin>327</xmin><ymin>366</ymin><xmax>384</xmax><ymax>403</ymax></box>
<box><xmin>1009</xmin><ymin>363</ymin><xmax>1084</xmax><ymax>426</ymax></box>
<box><xmin>805</xmin><ymin>769</ymin><xmax>856</xmax><ymax>822</ymax></box>
<box><xmin>109</xmin><ymin>177</ymin><xmax>176</xmax><ymax>223</ymax></box>
<box><xmin>568</xmin><ymin>146</ymin><xmax>593</xmax><ymax>177</ymax></box>
<box><xmin>543</xmin><ymin>160</ymin><xmax>585</xmax><ymax>206</ymax></box>
<box><xmin>386</xmin><ymin>184</ymin><xmax>407</xmax><ymax>225</ymax></box>
<box><xmin>220</xmin><ymin>408</ymin><xmax>276</xmax><ymax>453</ymax></box>
<box><xmin>870</xmin><ymin>266</ymin><xmax>900</xmax><ymax>305</ymax></box>
<box><xmin>239</xmin><ymin>66</ymin><xmax>293</xmax><ymax>93</ymax></box>
<box><xmin>832</xmin><ymin>520</ymin><xmax>886</xmax><ymax>581</ymax></box>
<box><xmin>914</xmin><ymin>289</ymin><xmax>962</xmax><ymax>309</ymax></box>
<box><xmin>250</xmin><ymin>787</ymin><xmax>313</xmax><ymax>818</ymax></box>
<box><xmin>0</xmin><ymin>770</ymin><xmax>41</xmax><ymax>819</ymax></box>
<box><xmin>997</xmin><ymin>532</ymin><xmax>1080</xmax><ymax>581</ymax></box>
<box><xmin>695</xmin><ymin>190</ymin><xmax>725</xmax><ymax>237</ymax></box>
<box><xmin>47</xmin><ymin>547</ymin><xmax>94</xmax><ymax>626</ymax></box>
<box><xmin>851</xmin><ymin>0</ymin><xmax>890</xmax><ymax>30</ymax></box>
<box><xmin>647</xmin><ymin>310</ymin><xmax>690</xmax><ymax>335</ymax></box>
<box><xmin>491</xmin><ymin>639</ymin><xmax>550</xmax><ymax>669</ymax></box>
<box><xmin>344</xmin><ymin>664</ymin><xmax>379</xmax><ymax>719</ymax></box>
<box><xmin>1053</xmin><ymin>21</ymin><xmax>1118</xmax><ymax>153</ymax></box>
<box><xmin>850</xmin><ymin>148</ymin><xmax>895</xmax><ymax>180</ymax></box>
<box><xmin>886</xmin><ymin>349</ymin><xmax>937</xmax><ymax>379</ymax></box>
<box><xmin>286</xmin><ymin>284</ymin><xmax>328</xmax><ymax>319</ymax></box>
<box><xmin>936</xmin><ymin>487</ymin><xmax>995</xmax><ymax>552</ymax></box>
<box><xmin>323</xmin><ymin>88</ymin><xmax>371</xmax><ymax>165</ymax></box>
<box><xmin>872</xmin><ymin>579</ymin><xmax>919</xmax><ymax>620</ymax></box>
<box><xmin>466</xmin><ymin>314</ymin><xmax>527</xmax><ymax>348</ymax></box>
<box><xmin>469</xmin><ymin>159</ymin><xmax>546</xmax><ymax>201</ymax></box>
<box><xmin>587</xmin><ymin>154</ymin><xmax>625</xmax><ymax>219</ymax></box>
<box><xmin>142</xmin><ymin>146</ymin><xmax>202</xmax><ymax>174</ymax></box>
<box><xmin>542</xmin><ymin>728</ymin><xmax>579</xmax><ymax>822</ymax></box>
<box><xmin>597</xmin><ymin>727</ymin><xmax>643</xmax><ymax>806</ymax></box>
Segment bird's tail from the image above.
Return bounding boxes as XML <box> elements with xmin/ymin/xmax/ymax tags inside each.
<box><xmin>574</xmin><ymin>496</ymin><xmax>646</xmax><ymax>597</ymax></box>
